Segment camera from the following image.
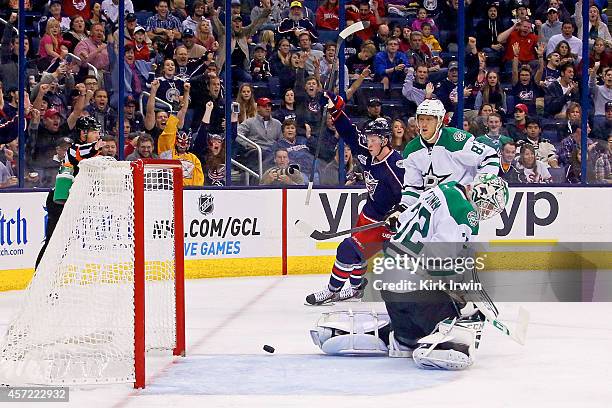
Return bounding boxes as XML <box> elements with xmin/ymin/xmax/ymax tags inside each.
<box><xmin>231</xmin><ymin>102</ymin><xmax>240</xmax><ymax>114</ymax></box>
<box><xmin>278</xmin><ymin>164</ymin><xmax>300</xmax><ymax>176</ymax></box>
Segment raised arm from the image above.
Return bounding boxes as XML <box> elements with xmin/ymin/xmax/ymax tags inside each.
<box><xmin>144</xmin><ymin>79</ymin><xmax>160</xmax><ymax>131</ymax></box>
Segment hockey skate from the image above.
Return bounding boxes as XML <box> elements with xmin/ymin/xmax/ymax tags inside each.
<box><xmin>305</xmin><ymin>279</ymin><xmax>368</xmax><ymax>306</ymax></box>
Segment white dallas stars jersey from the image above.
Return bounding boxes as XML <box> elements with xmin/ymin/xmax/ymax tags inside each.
<box><xmin>400</xmin><ymin>127</ymin><xmax>499</xmax><ymax>206</ymax></box>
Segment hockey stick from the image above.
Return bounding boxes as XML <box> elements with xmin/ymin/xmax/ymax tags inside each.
<box><xmin>475</xmin><ymin>302</ymin><xmax>530</xmax><ymax>346</ymax></box>
<box><xmin>295</xmin><ymin>219</ymin><xmax>385</xmax><ymax>241</ymax></box>
<box><xmin>305</xmin><ymin>21</ymin><xmax>371</xmax><ymax>206</ymax></box>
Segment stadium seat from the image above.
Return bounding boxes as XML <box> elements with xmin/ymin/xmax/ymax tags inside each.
<box><xmin>317</xmin><ymin>30</ymin><xmax>338</xmax><ymax>44</ymax></box>
<box><xmin>251</xmin><ymin>82</ymin><xmax>272</xmax><ymax>99</ymax></box>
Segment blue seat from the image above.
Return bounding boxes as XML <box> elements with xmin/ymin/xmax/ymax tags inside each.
<box><xmin>317</xmin><ymin>30</ymin><xmax>338</xmax><ymax>44</ymax></box>
<box><xmin>251</xmin><ymin>82</ymin><xmax>272</xmax><ymax>99</ymax></box>
<box><xmin>136</xmin><ymin>11</ymin><xmax>153</xmax><ymax>27</ymax></box>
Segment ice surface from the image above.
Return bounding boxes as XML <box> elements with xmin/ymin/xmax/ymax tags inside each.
<box><xmin>0</xmin><ymin>274</ymin><xmax>611</xmax><ymax>408</ymax></box>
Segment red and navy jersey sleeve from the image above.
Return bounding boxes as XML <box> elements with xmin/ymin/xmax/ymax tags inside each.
<box><xmin>332</xmin><ymin>110</ymin><xmax>369</xmax><ymax>158</ymax></box>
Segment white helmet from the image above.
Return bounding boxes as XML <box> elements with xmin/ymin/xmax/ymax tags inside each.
<box><xmin>469</xmin><ymin>174</ymin><xmax>509</xmax><ymax>220</ymax></box>
<box><xmin>416</xmin><ymin>99</ymin><xmax>446</xmax><ymax>140</ymax></box>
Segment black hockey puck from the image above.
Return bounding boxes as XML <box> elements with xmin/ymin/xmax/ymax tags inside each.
<box><xmin>263</xmin><ymin>345</ymin><xmax>275</xmax><ymax>353</ymax></box>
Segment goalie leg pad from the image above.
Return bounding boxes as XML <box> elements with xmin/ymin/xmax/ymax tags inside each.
<box><xmin>412</xmin><ymin>314</ymin><xmax>485</xmax><ymax>370</ymax></box>
<box><xmin>310</xmin><ymin>310</ymin><xmax>390</xmax><ymax>356</ymax></box>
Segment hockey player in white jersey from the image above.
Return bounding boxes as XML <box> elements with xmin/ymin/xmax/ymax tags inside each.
<box><xmin>401</xmin><ymin>99</ymin><xmax>500</xmax><ymax>206</ymax></box>
<box><xmin>310</xmin><ymin>174</ymin><xmax>509</xmax><ymax>371</ymax></box>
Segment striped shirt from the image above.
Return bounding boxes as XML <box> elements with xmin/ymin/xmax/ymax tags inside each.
<box><xmin>67</xmin><ymin>141</ymin><xmax>99</xmax><ymax>177</ymax></box>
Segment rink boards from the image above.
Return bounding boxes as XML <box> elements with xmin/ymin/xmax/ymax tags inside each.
<box><xmin>0</xmin><ymin>187</ymin><xmax>611</xmax><ymax>291</ymax></box>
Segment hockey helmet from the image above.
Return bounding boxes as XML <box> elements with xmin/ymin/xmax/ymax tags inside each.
<box><xmin>416</xmin><ymin>98</ymin><xmax>446</xmax><ymax>140</ymax></box>
<box><xmin>75</xmin><ymin>116</ymin><xmax>102</xmax><ymax>133</ymax></box>
<box><xmin>469</xmin><ymin>174</ymin><xmax>509</xmax><ymax>220</ymax></box>
<box><xmin>363</xmin><ymin>118</ymin><xmax>391</xmax><ymax>145</ymax></box>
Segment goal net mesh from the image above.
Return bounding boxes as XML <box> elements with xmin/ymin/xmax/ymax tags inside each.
<box><xmin>0</xmin><ymin>157</ymin><xmax>177</xmax><ymax>385</ymax></box>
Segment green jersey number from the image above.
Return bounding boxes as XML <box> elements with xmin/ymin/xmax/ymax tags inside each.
<box><xmin>395</xmin><ymin>203</ymin><xmax>431</xmax><ymax>254</ymax></box>
<box><xmin>471</xmin><ymin>143</ymin><xmax>484</xmax><ymax>155</ymax></box>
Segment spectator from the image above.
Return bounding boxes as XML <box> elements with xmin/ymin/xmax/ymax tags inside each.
<box><xmin>398</xmin><ymin>26</ymin><xmax>412</xmax><ymax>53</ymax></box>
<box><xmin>278</xmin><ymin>1</ymin><xmax>319</xmax><ymax>47</ymax></box>
<box><xmin>411</xmin><ymin>7</ymin><xmax>437</xmax><ymax>34</ymax></box>
<box><xmin>538</xmin><ymin>7</ymin><xmax>562</xmax><ymax>44</ymax></box>
<box><xmin>319</xmin><ymin>42</ymin><xmax>348</xmax><ymax>92</ymax></box>
<box><xmin>586</xmin><ymin>38</ymin><xmax>612</xmax><ymax>78</ymax></box>
<box><xmin>359</xmin><ymin>97</ymin><xmax>391</xmax><ymax>131</ymax></box>
<box><xmin>100</xmin><ymin>0</ymin><xmax>135</xmax><ymax>25</ymax></box>
<box><xmin>126</xmin><ymin>133</ymin><xmax>158</xmax><ymax>160</ymax></box>
<box><xmin>516</xmin><ymin>143</ymin><xmax>553</xmax><ymax>183</ymax></box>
<box><xmin>386</xmin><ymin>0</ymin><xmax>413</xmax><ymax>18</ymax></box>
<box><xmin>88</xmin><ymin>2</ymin><xmax>110</xmax><ymax>31</ymax></box>
<box><xmin>590</xmin><ymin>64</ymin><xmax>612</xmax><ymax>125</ymax></box>
<box><xmin>475</xmin><ymin>113</ymin><xmax>512</xmax><ymax>151</ymax></box>
<box><xmin>346</xmin><ymin>40</ymin><xmax>376</xmax><ymax>79</ymax></box>
<box><xmin>195</xmin><ymin>19</ymin><xmax>217</xmax><ymax>51</ymax></box>
<box><xmin>85</xmin><ymin>89</ymin><xmax>117</xmax><ymax>135</ymax></box>
<box><xmin>146</xmin><ymin>0</ymin><xmax>183</xmax><ymax>43</ymax></box>
<box><xmin>593</xmin><ymin>135</ymin><xmax>612</xmax><ymax>183</ymax></box>
<box><xmin>498</xmin><ymin>19</ymin><xmax>539</xmax><ymax>65</ymax></box>
<box><xmin>124</xmin><ymin>96</ymin><xmax>144</xmax><ymax>132</ymax></box>
<box><xmin>498</xmin><ymin>141</ymin><xmax>521</xmax><ymax>183</ymax></box>
<box><xmin>212</xmin><ymin>5</ymin><xmax>271</xmax><ymax>86</ymax></box>
<box><xmin>353</xmin><ymin>0</ymin><xmax>381</xmax><ymax>42</ymax></box>
<box><xmin>150</xmin><ymin>58</ymin><xmax>185</xmax><ymax>109</ymax></box>
<box><xmin>274</xmin><ymin>88</ymin><xmax>297</xmax><ymax>123</ymax></box>
<box><xmin>546</xmin><ymin>21</ymin><xmax>582</xmax><ymax>62</ymax></box>
<box><xmin>421</xmin><ymin>23</ymin><xmax>441</xmax><ymax>55</ymax></box>
<box><xmin>544</xmin><ymin>63</ymin><xmax>580</xmax><ymax>118</ymax></box>
<box><xmin>237</xmin><ymin>97</ymin><xmax>282</xmax><ymax>162</ymax></box>
<box><xmin>553</xmin><ymin>40</ymin><xmax>578</xmax><ymax>66</ymax></box>
<box><xmin>131</xmin><ymin>26</ymin><xmax>152</xmax><ymax>61</ymax></box>
<box><xmin>342</xmin><ymin>18</ymin><xmax>364</xmax><ymax>57</ymax></box>
<box><xmin>541</xmin><ymin>51</ymin><xmax>561</xmax><ymax>87</ymax></box>
<box><xmin>274</xmin><ymin>118</ymin><xmax>316</xmax><ymax>177</ymax></box>
<box><xmin>113</xmin><ymin>13</ymin><xmax>140</xmax><ymax>45</ymax></box>
<box><xmin>297</xmin><ymin>32</ymin><xmax>323</xmax><ymax>76</ymax></box>
<box><xmin>39</xmin><ymin>0</ymin><xmax>71</xmax><ymax>34</ymax></box>
<box><xmin>507</xmin><ymin>103</ymin><xmax>529</xmax><ymax>141</ymax></box>
<box><xmin>464</xmin><ymin>48</ymin><xmax>489</xmax><ymax>111</ymax></box>
<box><xmin>434</xmin><ymin>61</ymin><xmax>463</xmax><ymax>120</ymax></box>
<box><xmin>402</xmin><ymin>65</ymin><xmax>433</xmax><ymax>110</ymax></box>
<box><xmin>558</xmin><ymin>122</ymin><xmax>597</xmax><ymax>167</ymax></box>
<box><xmin>373</xmin><ymin>38</ymin><xmax>409</xmax><ymax>90</ymax></box>
<box><xmin>236</xmin><ymin>83</ymin><xmax>257</xmax><ymax>124</ymax></box>
<box><xmin>1</xmin><ymin>16</ymin><xmax>34</xmax><ymax>87</ymax></box>
<box><xmin>171</xmin><ymin>0</ymin><xmax>188</xmax><ymax>21</ymax></box>
<box><xmin>592</xmin><ymin>102</ymin><xmax>612</xmax><ymax>140</ymax></box>
<box><xmin>576</xmin><ymin>4</ymin><xmax>612</xmax><ymax>47</ymax></box>
<box><xmin>475</xmin><ymin>2</ymin><xmax>507</xmax><ymax>63</ymax></box>
<box><xmin>61</xmin><ymin>0</ymin><xmax>91</xmax><ymax>20</ymax></box>
<box><xmin>565</xmin><ymin>146</ymin><xmax>591</xmax><ymax>183</ymax></box>
<box><xmin>534</xmin><ymin>0</ymin><xmax>572</xmax><ymax>24</ymax></box>
<box><xmin>320</xmin><ymin>143</ymin><xmax>363</xmax><ymax>186</ymax></box>
<box><xmin>181</xmin><ymin>28</ymin><xmax>206</xmax><ymax>60</ymax></box>
<box><xmin>511</xmin><ymin>43</ymin><xmax>544</xmax><ymax>116</ymax></box>
<box><xmin>270</xmin><ymin>38</ymin><xmax>292</xmax><ymax>77</ymax></box>
<box><xmin>99</xmin><ymin>134</ymin><xmax>118</xmax><ymax>158</ymax></box>
<box><xmin>64</xmin><ymin>16</ymin><xmax>88</xmax><ymax>53</ymax></box>
<box><xmin>294</xmin><ymin>59</ymin><xmax>323</xmax><ymax>135</ymax></box>
<box><xmin>74</xmin><ymin>22</ymin><xmax>110</xmax><ymax>72</ymax></box>
<box><xmin>372</xmin><ymin>24</ymin><xmax>390</xmax><ymax>52</ymax></box>
<box><xmin>183</xmin><ymin>0</ymin><xmax>208</xmax><ymax>34</ymax></box>
<box><xmin>252</xmin><ymin>0</ymin><xmax>283</xmax><ymax>30</ymax></box>
<box><xmin>259</xmin><ymin>30</ymin><xmax>276</xmax><ymax>58</ymax></box>
<box><xmin>277</xmin><ymin>50</ymin><xmax>301</xmax><ymax>92</ymax></box>
<box><xmin>390</xmin><ymin>118</ymin><xmax>411</xmax><ymax>152</ymax></box>
<box><xmin>39</xmin><ymin>19</ymin><xmax>66</xmax><ymax>67</ymax></box>
<box><xmin>261</xmin><ymin>148</ymin><xmax>305</xmax><ymax>185</ymax></box>
<box><xmin>474</xmin><ymin>71</ymin><xmax>507</xmax><ymax>115</ymax></box>
<box><xmin>316</xmin><ymin>0</ymin><xmax>340</xmax><ymax>30</ymax></box>
<box><xmin>557</xmin><ymin>102</ymin><xmax>582</xmax><ymax>141</ymax></box>
<box><xmin>517</xmin><ymin>117</ymin><xmax>559</xmax><ymax>168</ymax></box>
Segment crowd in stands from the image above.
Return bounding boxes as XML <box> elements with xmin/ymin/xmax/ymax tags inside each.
<box><xmin>0</xmin><ymin>0</ymin><xmax>610</xmax><ymax>189</ymax></box>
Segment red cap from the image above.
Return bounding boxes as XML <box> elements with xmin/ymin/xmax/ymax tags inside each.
<box><xmin>43</xmin><ymin>108</ymin><xmax>61</xmax><ymax>119</ymax></box>
<box><xmin>515</xmin><ymin>103</ymin><xmax>528</xmax><ymax>113</ymax></box>
<box><xmin>256</xmin><ymin>97</ymin><xmax>273</xmax><ymax>107</ymax></box>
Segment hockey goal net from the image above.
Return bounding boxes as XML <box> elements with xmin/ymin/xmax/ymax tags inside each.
<box><xmin>0</xmin><ymin>157</ymin><xmax>185</xmax><ymax>388</ymax></box>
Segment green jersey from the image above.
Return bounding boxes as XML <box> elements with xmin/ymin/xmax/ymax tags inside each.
<box><xmin>475</xmin><ymin>134</ymin><xmax>513</xmax><ymax>153</ymax></box>
<box><xmin>401</xmin><ymin>127</ymin><xmax>500</xmax><ymax>206</ymax></box>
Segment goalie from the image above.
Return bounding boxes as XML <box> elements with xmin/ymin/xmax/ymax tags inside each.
<box><xmin>311</xmin><ymin>174</ymin><xmax>509</xmax><ymax>370</ymax></box>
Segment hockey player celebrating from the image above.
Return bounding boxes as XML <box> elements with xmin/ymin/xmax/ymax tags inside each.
<box><xmin>305</xmin><ymin>93</ymin><xmax>404</xmax><ymax>306</ymax></box>
<box><xmin>310</xmin><ymin>174</ymin><xmax>509</xmax><ymax>371</ymax></box>
<box><xmin>401</xmin><ymin>99</ymin><xmax>500</xmax><ymax>206</ymax></box>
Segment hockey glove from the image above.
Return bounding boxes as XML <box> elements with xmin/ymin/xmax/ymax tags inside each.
<box><xmin>384</xmin><ymin>203</ymin><xmax>408</xmax><ymax>233</ymax></box>
<box><xmin>321</xmin><ymin>92</ymin><xmax>345</xmax><ymax>120</ymax></box>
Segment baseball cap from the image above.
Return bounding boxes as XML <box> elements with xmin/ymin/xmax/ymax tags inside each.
<box><xmin>231</xmin><ymin>0</ymin><xmax>241</xmax><ymax>5</ymax></box>
<box><xmin>126</xmin><ymin>12</ymin><xmax>137</xmax><ymax>22</ymax></box>
<box><xmin>134</xmin><ymin>25</ymin><xmax>146</xmax><ymax>33</ymax></box>
<box><xmin>257</xmin><ymin>97</ymin><xmax>273</xmax><ymax>107</ymax></box>
<box><xmin>56</xmin><ymin>136</ymin><xmax>72</xmax><ymax>147</ymax></box>
<box><xmin>367</xmin><ymin>97</ymin><xmax>382</xmax><ymax>107</ymax></box>
<box><xmin>547</xmin><ymin>7</ymin><xmax>558</xmax><ymax>13</ymax></box>
<box><xmin>43</xmin><ymin>108</ymin><xmax>61</xmax><ymax>119</ymax></box>
<box><xmin>448</xmin><ymin>61</ymin><xmax>459</xmax><ymax>70</ymax></box>
<box><xmin>49</xmin><ymin>0</ymin><xmax>61</xmax><ymax>5</ymax></box>
<box><xmin>183</xmin><ymin>28</ymin><xmax>195</xmax><ymax>37</ymax></box>
<box><xmin>515</xmin><ymin>103</ymin><xmax>528</xmax><ymax>113</ymax></box>
<box><xmin>290</xmin><ymin>1</ymin><xmax>302</xmax><ymax>8</ymax></box>
<box><xmin>606</xmin><ymin>101</ymin><xmax>612</xmax><ymax>112</ymax></box>
<box><xmin>254</xmin><ymin>43</ymin><xmax>266</xmax><ymax>51</ymax></box>
<box><xmin>232</xmin><ymin>14</ymin><xmax>243</xmax><ymax>21</ymax></box>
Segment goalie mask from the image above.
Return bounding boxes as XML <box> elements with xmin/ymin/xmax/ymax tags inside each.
<box><xmin>469</xmin><ymin>174</ymin><xmax>509</xmax><ymax>220</ymax></box>
<box><xmin>416</xmin><ymin>99</ymin><xmax>446</xmax><ymax>142</ymax></box>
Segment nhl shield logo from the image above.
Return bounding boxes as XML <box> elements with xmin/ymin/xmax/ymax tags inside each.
<box><xmin>198</xmin><ymin>194</ymin><xmax>214</xmax><ymax>215</ymax></box>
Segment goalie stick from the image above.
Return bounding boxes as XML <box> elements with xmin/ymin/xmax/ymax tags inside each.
<box><xmin>305</xmin><ymin>21</ymin><xmax>371</xmax><ymax>206</ymax></box>
<box><xmin>295</xmin><ymin>219</ymin><xmax>385</xmax><ymax>241</ymax></box>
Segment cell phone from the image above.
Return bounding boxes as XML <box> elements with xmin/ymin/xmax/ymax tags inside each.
<box><xmin>231</xmin><ymin>102</ymin><xmax>240</xmax><ymax>114</ymax></box>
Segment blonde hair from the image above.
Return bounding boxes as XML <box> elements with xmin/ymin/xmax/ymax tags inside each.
<box><xmin>260</xmin><ymin>30</ymin><xmax>275</xmax><ymax>48</ymax></box>
<box><xmin>45</xmin><ymin>19</ymin><xmax>61</xmax><ymax>52</ymax></box>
